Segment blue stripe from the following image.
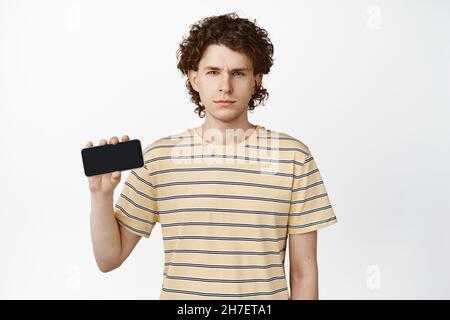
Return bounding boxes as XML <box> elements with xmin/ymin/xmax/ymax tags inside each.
<box><xmin>292</xmin><ymin>180</ymin><xmax>323</xmax><ymax>192</ymax></box>
<box><xmin>290</xmin><ymin>193</ymin><xmax>328</xmax><ymax>204</ymax></box>
<box><xmin>161</xmin><ymin>221</ymin><xmax>287</xmax><ymax>229</ymax></box>
<box><xmin>150</xmin><ymin>167</ymin><xmax>314</xmax><ymax>179</ymax></box>
<box><xmin>116</xmin><ymin>219</ymin><xmax>152</xmax><ymax>237</ymax></box>
<box><xmin>144</xmin><ymin>143</ymin><xmax>202</xmax><ymax>154</ymax></box>
<box><xmin>164</xmin><ymin>248</ymin><xmax>286</xmax><ymax>255</ymax></box>
<box><xmin>118</xmin><ymin>194</ymin><xmax>159</xmax><ymax>215</ymax></box>
<box><xmin>124</xmin><ymin>181</ymin><xmax>156</xmax><ymax>201</ymax></box>
<box><xmin>130</xmin><ymin>170</ymin><xmax>154</xmax><ymax>188</ymax></box>
<box><xmin>289</xmin><ymin>204</ymin><xmax>333</xmax><ymax>217</ymax></box>
<box><xmin>257</xmin><ymin>136</ymin><xmax>302</xmax><ymax>142</ymax></box>
<box><xmin>156</xmin><ymin>193</ymin><xmax>291</xmax><ymax>204</ymax></box>
<box><xmin>295</xmin><ymin>168</ymin><xmax>319</xmax><ymax>179</ymax></box>
<box><xmin>145</xmin><ymin>154</ymin><xmax>304</xmax><ymax>166</ymax></box>
<box><xmin>150</xmin><ymin>166</ymin><xmax>292</xmax><ymax>178</ymax></box>
<box><xmin>163</xmin><ymin>272</ymin><xmax>286</xmax><ymax>283</ymax></box>
<box><xmin>245</xmin><ymin>144</ymin><xmax>309</xmax><ymax>155</ymax></box>
<box><xmin>157</xmin><ymin>207</ymin><xmax>288</xmax><ymax>216</ymax></box>
<box><xmin>161</xmin><ymin>286</ymin><xmax>288</xmax><ymax>298</ymax></box>
<box><xmin>304</xmin><ymin>156</ymin><xmax>314</xmax><ymax>164</ymax></box>
<box><xmin>158</xmin><ymin>135</ymin><xmax>192</xmax><ymax>141</ymax></box>
<box><xmin>115</xmin><ymin>204</ymin><xmax>156</xmax><ymax>224</ymax></box>
<box><xmin>154</xmin><ymin>180</ymin><xmax>292</xmax><ymax>191</ymax></box>
<box><xmin>289</xmin><ymin>216</ymin><xmax>337</xmax><ymax>229</ymax></box>
<box><xmin>164</xmin><ymin>262</ymin><xmax>284</xmax><ymax>269</ymax></box>
<box><xmin>163</xmin><ymin>235</ymin><xmax>287</xmax><ymax>242</ymax></box>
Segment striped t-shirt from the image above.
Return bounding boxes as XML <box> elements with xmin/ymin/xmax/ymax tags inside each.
<box><xmin>113</xmin><ymin>124</ymin><xmax>337</xmax><ymax>299</ymax></box>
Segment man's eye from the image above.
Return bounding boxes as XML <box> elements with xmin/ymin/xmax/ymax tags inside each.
<box><xmin>206</xmin><ymin>71</ymin><xmax>244</xmax><ymax>76</ymax></box>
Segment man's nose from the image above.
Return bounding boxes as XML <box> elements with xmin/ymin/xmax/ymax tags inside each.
<box><xmin>219</xmin><ymin>73</ymin><xmax>233</xmax><ymax>93</ymax></box>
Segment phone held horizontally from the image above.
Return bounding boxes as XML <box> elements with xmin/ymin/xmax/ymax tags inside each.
<box><xmin>81</xmin><ymin>139</ymin><xmax>144</xmax><ymax>177</ymax></box>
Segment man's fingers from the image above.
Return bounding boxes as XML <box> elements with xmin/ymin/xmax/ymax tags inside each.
<box><xmin>110</xmin><ymin>136</ymin><xmax>119</xmax><ymax>145</ymax></box>
<box><xmin>90</xmin><ymin>136</ymin><xmax>127</xmax><ymax>146</ymax></box>
<box><xmin>111</xmin><ymin>171</ymin><xmax>121</xmax><ymax>179</ymax></box>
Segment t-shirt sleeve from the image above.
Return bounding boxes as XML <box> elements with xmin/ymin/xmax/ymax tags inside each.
<box><xmin>113</xmin><ymin>164</ymin><xmax>159</xmax><ymax>238</ymax></box>
<box><xmin>288</xmin><ymin>146</ymin><xmax>337</xmax><ymax>234</ymax></box>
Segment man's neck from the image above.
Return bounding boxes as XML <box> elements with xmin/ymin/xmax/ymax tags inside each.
<box><xmin>197</xmin><ymin>117</ymin><xmax>257</xmax><ymax>145</ymax></box>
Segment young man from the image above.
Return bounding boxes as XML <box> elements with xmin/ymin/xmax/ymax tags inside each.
<box><xmin>87</xmin><ymin>13</ymin><xmax>337</xmax><ymax>300</ymax></box>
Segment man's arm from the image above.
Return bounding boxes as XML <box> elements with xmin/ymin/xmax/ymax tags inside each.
<box><xmin>288</xmin><ymin>230</ymin><xmax>318</xmax><ymax>300</ymax></box>
<box><xmin>87</xmin><ymin>136</ymin><xmax>142</xmax><ymax>273</ymax></box>
<box><xmin>90</xmin><ymin>192</ymin><xmax>141</xmax><ymax>272</ymax></box>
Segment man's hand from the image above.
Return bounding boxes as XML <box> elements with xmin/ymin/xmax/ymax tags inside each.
<box><xmin>86</xmin><ymin>135</ymin><xmax>130</xmax><ymax>196</ymax></box>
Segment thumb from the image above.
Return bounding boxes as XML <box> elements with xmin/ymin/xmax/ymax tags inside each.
<box><xmin>111</xmin><ymin>171</ymin><xmax>121</xmax><ymax>182</ymax></box>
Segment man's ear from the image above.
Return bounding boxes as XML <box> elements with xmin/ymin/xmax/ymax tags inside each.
<box><xmin>188</xmin><ymin>70</ymin><xmax>199</xmax><ymax>92</ymax></box>
<box><xmin>254</xmin><ymin>73</ymin><xmax>263</xmax><ymax>93</ymax></box>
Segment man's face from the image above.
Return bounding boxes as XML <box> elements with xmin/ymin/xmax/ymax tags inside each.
<box><xmin>188</xmin><ymin>44</ymin><xmax>262</xmax><ymax>123</ymax></box>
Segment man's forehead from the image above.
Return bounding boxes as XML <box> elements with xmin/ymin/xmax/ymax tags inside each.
<box><xmin>199</xmin><ymin>44</ymin><xmax>252</xmax><ymax>69</ymax></box>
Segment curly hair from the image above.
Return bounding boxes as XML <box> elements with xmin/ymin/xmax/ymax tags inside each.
<box><xmin>176</xmin><ymin>12</ymin><xmax>274</xmax><ymax>118</ymax></box>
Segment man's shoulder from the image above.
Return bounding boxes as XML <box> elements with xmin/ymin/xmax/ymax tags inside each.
<box><xmin>261</xmin><ymin>127</ymin><xmax>311</xmax><ymax>158</ymax></box>
<box><xmin>142</xmin><ymin>128</ymin><xmax>192</xmax><ymax>159</ymax></box>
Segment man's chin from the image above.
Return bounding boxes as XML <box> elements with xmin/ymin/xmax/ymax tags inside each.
<box><xmin>208</xmin><ymin>110</ymin><xmax>244</xmax><ymax>123</ymax></box>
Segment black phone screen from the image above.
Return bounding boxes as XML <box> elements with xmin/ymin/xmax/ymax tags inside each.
<box><xmin>81</xmin><ymin>139</ymin><xmax>144</xmax><ymax>177</ymax></box>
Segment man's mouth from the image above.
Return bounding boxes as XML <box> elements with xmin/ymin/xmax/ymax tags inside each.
<box><xmin>214</xmin><ymin>100</ymin><xmax>236</xmax><ymax>106</ymax></box>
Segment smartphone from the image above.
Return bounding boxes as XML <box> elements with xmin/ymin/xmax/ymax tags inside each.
<box><xmin>81</xmin><ymin>139</ymin><xmax>144</xmax><ymax>177</ymax></box>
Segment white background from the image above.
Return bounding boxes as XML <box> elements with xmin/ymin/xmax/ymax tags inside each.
<box><xmin>1</xmin><ymin>0</ymin><xmax>449</xmax><ymax>299</ymax></box>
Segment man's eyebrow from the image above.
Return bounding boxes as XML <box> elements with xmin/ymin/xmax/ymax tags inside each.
<box><xmin>203</xmin><ymin>66</ymin><xmax>250</xmax><ymax>72</ymax></box>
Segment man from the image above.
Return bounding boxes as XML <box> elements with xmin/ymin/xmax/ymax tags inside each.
<box><xmin>86</xmin><ymin>12</ymin><xmax>337</xmax><ymax>300</ymax></box>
